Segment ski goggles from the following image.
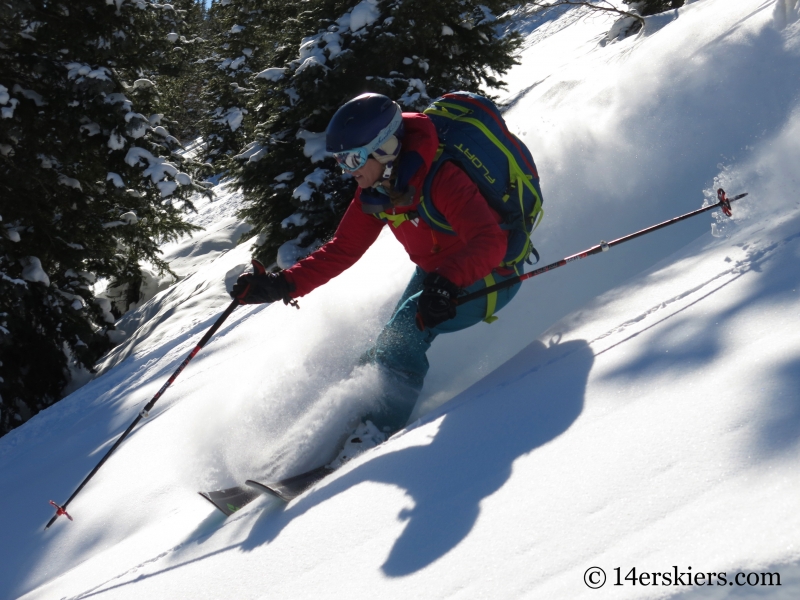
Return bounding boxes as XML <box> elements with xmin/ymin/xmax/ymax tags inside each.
<box><xmin>333</xmin><ymin>147</ymin><xmax>372</xmax><ymax>172</ymax></box>
<box><xmin>331</xmin><ymin>108</ymin><xmax>404</xmax><ymax>173</ymax></box>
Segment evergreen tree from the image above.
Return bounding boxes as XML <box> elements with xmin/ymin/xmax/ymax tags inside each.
<box><xmin>197</xmin><ymin>0</ymin><xmax>291</xmax><ymax>165</ymax></box>
<box><xmin>0</xmin><ymin>0</ymin><xmax>207</xmax><ymax>436</ymax></box>
<box><xmin>234</xmin><ymin>0</ymin><xmax>521</xmax><ymax>268</ymax></box>
<box><xmin>153</xmin><ymin>0</ymin><xmax>209</xmax><ymax>143</ymax></box>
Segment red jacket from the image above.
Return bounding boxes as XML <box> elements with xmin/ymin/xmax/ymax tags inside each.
<box><xmin>283</xmin><ymin>113</ymin><xmax>509</xmax><ymax>297</ymax></box>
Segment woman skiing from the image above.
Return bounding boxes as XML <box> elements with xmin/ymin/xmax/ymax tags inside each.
<box><xmin>231</xmin><ymin>93</ymin><xmax>524</xmax><ymax>440</ymax></box>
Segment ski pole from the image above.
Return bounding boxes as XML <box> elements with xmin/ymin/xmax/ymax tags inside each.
<box><xmin>457</xmin><ymin>188</ymin><xmax>748</xmax><ymax>306</ymax></box>
<box><xmin>45</xmin><ymin>297</ymin><xmax>241</xmax><ymax>529</ymax></box>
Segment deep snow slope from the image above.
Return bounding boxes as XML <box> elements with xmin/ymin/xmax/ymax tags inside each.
<box><xmin>1</xmin><ymin>1</ymin><xmax>799</xmax><ymax>599</ymax></box>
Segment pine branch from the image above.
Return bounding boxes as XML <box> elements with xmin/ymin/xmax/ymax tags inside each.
<box><xmin>525</xmin><ymin>0</ymin><xmax>646</xmax><ymax>29</ymax></box>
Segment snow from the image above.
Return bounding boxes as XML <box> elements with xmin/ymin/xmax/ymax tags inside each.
<box><xmin>229</xmin><ymin>55</ymin><xmax>246</xmax><ymax>70</ymax></box>
<box><xmin>57</xmin><ymin>174</ymin><xmax>81</xmax><ymax>190</ymax></box>
<box><xmin>214</xmin><ymin>106</ymin><xmax>246</xmax><ymax>131</ymax></box>
<box><xmin>79</xmin><ymin>121</ymin><xmax>100</xmax><ymax>136</ymax></box>
<box><xmin>775</xmin><ymin>0</ymin><xmax>800</xmax><ymax>29</ymax></box>
<box><xmin>276</xmin><ymin>233</ymin><xmax>316</xmax><ymax>269</ymax></box>
<box><xmin>12</xmin><ymin>84</ymin><xmax>46</xmax><ymax>106</ymax></box>
<box><xmin>292</xmin><ymin>167</ymin><xmax>328</xmax><ymax>201</ymax></box>
<box><xmin>281</xmin><ymin>212</ymin><xmax>309</xmax><ymax>229</ymax></box>
<box><xmin>255</xmin><ymin>67</ymin><xmax>285</xmax><ymax>81</ymax></box>
<box><xmin>296</xmin><ymin>128</ymin><xmax>328</xmax><ymax>163</ymax></box>
<box><xmin>107</xmin><ymin>172</ymin><xmax>125</xmax><ymax>188</ymax></box>
<box><xmin>1</xmin><ymin>98</ymin><xmax>18</xmax><ymax>119</ymax></box>
<box><xmin>124</xmin><ymin>147</ymin><xmax>179</xmax><ymax>188</ymax></box>
<box><xmin>3</xmin><ymin>1</ymin><xmax>800</xmax><ymax>599</ymax></box>
<box><xmin>104</xmin><ymin>93</ymin><xmax>133</xmax><ymax>112</ymax></box>
<box><xmin>234</xmin><ymin>141</ymin><xmax>267</xmax><ymax>163</ymax></box>
<box><xmin>157</xmin><ymin>180</ymin><xmax>178</xmax><ymax>197</ymax></box>
<box><xmin>349</xmin><ymin>0</ymin><xmax>380</xmax><ymax>32</ymax></box>
<box><xmin>123</xmin><ymin>111</ymin><xmax>149</xmax><ymax>139</ymax></box>
<box><xmin>294</xmin><ymin>54</ymin><xmax>327</xmax><ymax>75</ymax></box>
<box><xmin>108</xmin><ymin>130</ymin><xmax>126</xmax><ymax>150</ymax></box>
<box><xmin>20</xmin><ymin>256</ymin><xmax>50</xmax><ymax>286</ymax></box>
<box><xmin>37</xmin><ymin>154</ymin><xmax>55</xmax><ymax>168</ymax></box>
<box><xmin>119</xmin><ymin>211</ymin><xmax>138</xmax><ymax>224</ymax></box>
<box><xmin>65</xmin><ymin>64</ymin><xmax>111</xmax><ymax>82</ymax></box>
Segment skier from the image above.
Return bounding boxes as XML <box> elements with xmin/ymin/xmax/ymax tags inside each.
<box><xmin>231</xmin><ymin>93</ymin><xmax>524</xmax><ymax>447</ymax></box>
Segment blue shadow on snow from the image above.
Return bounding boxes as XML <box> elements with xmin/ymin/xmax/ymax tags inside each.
<box><xmin>240</xmin><ymin>337</ymin><xmax>594</xmax><ymax>576</ymax></box>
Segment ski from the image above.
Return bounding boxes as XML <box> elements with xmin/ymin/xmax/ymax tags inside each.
<box><xmin>198</xmin><ymin>484</ymin><xmax>261</xmax><ymax>517</ymax></box>
<box><xmin>199</xmin><ymin>421</ymin><xmax>386</xmax><ymax>515</ymax></box>
<box><xmin>199</xmin><ymin>466</ymin><xmax>335</xmax><ymax>516</ymax></box>
<box><xmin>246</xmin><ymin>465</ymin><xmax>335</xmax><ymax>502</ymax></box>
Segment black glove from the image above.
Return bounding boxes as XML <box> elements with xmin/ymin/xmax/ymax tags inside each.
<box><xmin>230</xmin><ymin>268</ymin><xmax>294</xmax><ymax>305</ymax></box>
<box><xmin>416</xmin><ymin>273</ymin><xmax>460</xmax><ymax>330</ymax></box>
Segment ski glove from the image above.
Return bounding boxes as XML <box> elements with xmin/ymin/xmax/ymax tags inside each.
<box><xmin>231</xmin><ymin>270</ymin><xmax>294</xmax><ymax>305</ymax></box>
<box><xmin>416</xmin><ymin>273</ymin><xmax>460</xmax><ymax>330</ymax></box>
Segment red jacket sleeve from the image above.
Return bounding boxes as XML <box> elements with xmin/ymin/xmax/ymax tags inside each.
<box><xmin>428</xmin><ymin>162</ymin><xmax>508</xmax><ymax>288</ymax></box>
<box><xmin>282</xmin><ymin>198</ymin><xmax>384</xmax><ymax>298</ymax></box>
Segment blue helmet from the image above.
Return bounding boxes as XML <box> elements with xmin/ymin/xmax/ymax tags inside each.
<box><xmin>326</xmin><ymin>93</ymin><xmax>403</xmax><ymax>172</ymax></box>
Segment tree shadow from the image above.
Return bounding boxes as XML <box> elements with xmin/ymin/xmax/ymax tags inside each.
<box><xmin>597</xmin><ymin>226</ymin><xmax>800</xmax><ymax>460</ymax></box>
<box><xmin>240</xmin><ymin>337</ymin><xmax>594</xmax><ymax>576</ymax></box>
<box><xmin>756</xmin><ymin>355</ymin><xmax>800</xmax><ymax>458</ymax></box>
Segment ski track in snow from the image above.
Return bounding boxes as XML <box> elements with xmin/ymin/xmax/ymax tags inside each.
<box><xmin>591</xmin><ymin>224</ymin><xmax>800</xmax><ymax>350</ymax></box>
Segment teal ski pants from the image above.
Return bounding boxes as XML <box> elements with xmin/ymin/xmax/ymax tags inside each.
<box><xmin>362</xmin><ymin>266</ymin><xmax>521</xmax><ymax>433</ymax></box>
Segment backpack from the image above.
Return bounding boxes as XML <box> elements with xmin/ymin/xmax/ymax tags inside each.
<box><xmin>419</xmin><ymin>92</ymin><xmax>544</xmax><ymax>268</ymax></box>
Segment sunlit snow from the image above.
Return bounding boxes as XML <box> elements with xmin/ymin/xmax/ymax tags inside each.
<box><xmin>2</xmin><ymin>2</ymin><xmax>799</xmax><ymax>599</ymax></box>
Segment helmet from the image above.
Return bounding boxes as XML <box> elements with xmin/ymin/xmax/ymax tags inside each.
<box><xmin>326</xmin><ymin>93</ymin><xmax>403</xmax><ymax>171</ymax></box>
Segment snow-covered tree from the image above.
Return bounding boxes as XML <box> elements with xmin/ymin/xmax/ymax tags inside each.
<box><xmin>153</xmin><ymin>0</ymin><xmax>209</xmax><ymax>143</ymax></box>
<box><xmin>234</xmin><ymin>0</ymin><xmax>521</xmax><ymax>268</ymax></box>
<box><xmin>198</xmin><ymin>0</ymin><xmax>290</xmax><ymax>165</ymax></box>
<box><xmin>0</xmin><ymin>0</ymin><xmax>207</xmax><ymax>436</ymax></box>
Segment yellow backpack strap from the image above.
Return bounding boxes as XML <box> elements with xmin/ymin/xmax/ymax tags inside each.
<box><xmin>482</xmin><ymin>272</ymin><xmax>499</xmax><ymax>324</ymax></box>
<box><xmin>376</xmin><ymin>211</ymin><xmax>415</xmax><ymax>228</ymax></box>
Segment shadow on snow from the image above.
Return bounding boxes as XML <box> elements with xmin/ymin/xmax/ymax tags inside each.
<box><xmin>240</xmin><ymin>337</ymin><xmax>594</xmax><ymax>576</ymax></box>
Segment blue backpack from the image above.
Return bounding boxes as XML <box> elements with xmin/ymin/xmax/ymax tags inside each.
<box><xmin>419</xmin><ymin>92</ymin><xmax>544</xmax><ymax>267</ymax></box>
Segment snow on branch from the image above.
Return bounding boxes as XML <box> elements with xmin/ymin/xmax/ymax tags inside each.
<box><xmin>124</xmin><ymin>147</ymin><xmax>181</xmax><ymax>197</ymax></box>
<box><xmin>292</xmin><ymin>169</ymin><xmax>329</xmax><ymax>202</ymax></box>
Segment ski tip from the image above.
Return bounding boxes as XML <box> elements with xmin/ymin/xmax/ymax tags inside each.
<box><xmin>198</xmin><ymin>486</ymin><xmax>262</xmax><ymax>517</ymax></box>
<box><xmin>245</xmin><ymin>480</ymin><xmax>292</xmax><ymax>503</ymax></box>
